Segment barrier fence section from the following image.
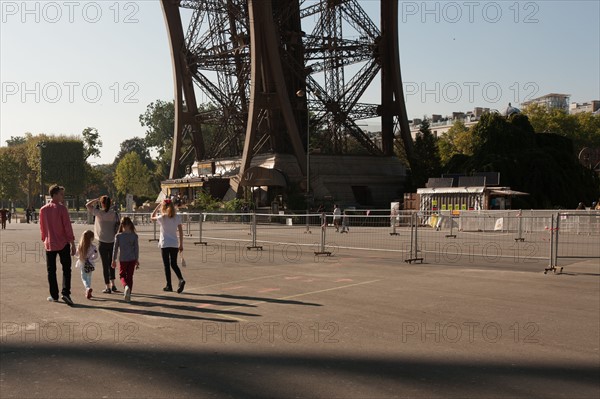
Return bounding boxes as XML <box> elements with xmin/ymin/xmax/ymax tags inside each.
<box><xmin>117</xmin><ymin>210</ymin><xmax>598</xmax><ymax>271</ymax></box>
<box><xmin>412</xmin><ymin>210</ymin><xmax>554</xmax><ymax>268</ymax></box>
<box><xmin>67</xmin><ymin>211</ymin><xmax>90</xmax><ymax>224</ymax></box>
<box><xmin>198</xmin><ymin>212</ymin><xmax>330</xmax><ymax>256</ymax></box>
<box><xmin>252</xmin><ymin>214</ymin><xmax>409</xmax><ymax>254</ymax></box>
<box><xmin>548</xmin><ymin>211</ymin><xmax>600</xmax><ymax>273</ymax></box>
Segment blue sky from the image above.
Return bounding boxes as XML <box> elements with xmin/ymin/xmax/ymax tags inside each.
<box><xmin>1</xmin><ymin>0</ymin><xmax>599</xmax><ymax>164</ymax></box>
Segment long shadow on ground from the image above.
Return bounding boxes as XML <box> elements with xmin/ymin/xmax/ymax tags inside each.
<box><xmin>1</xmin><ymin>345</ymin><xmax>598</xmax><ymax>398</ymax></box>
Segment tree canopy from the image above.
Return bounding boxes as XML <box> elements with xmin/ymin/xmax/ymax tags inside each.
<box><xmin>444</xmin><ymin>112</ymin><xmax>599</xmax><ymax>208</ymax></box>
<box><xmin>5</xmin><ymin>136</ymin><xmax>26</xmax><ymax>147</ymax></box>
<box><xmin>409</xmin><ymin>119</ymin><xmax>441</xmax><ymax>190</ymax></box>
<box><xmin>0</xmin><ymin>147</ymin><xmax>22</xmax><ymax>201</ymax></box>
<box><xmin>139</xmin><ymin>100</ymin><xmax>175</xmax><ymax>158</ymax></box>
<box><xmin>522</xmin><ymin>103</ymin><xmax>600</xmax><ymax>152</ymax></box>
<box><xmin>115</xmin><ymin>137</ymin><xmax>153</xmax><ymax>169</ymax></box>
<box><xmin>114</xmin><ymin>152</ymin><xmax>151</xmax><ymax>197</ymax></box>
<box><xmin>40</xmin><ymin>139</ymin><xmax>86</xmax><ymax>196</ymax></box>
<box><xmin>81</xmin><ymin>127</ymin><xmax>102</xmax><ymax>160</ymax></box>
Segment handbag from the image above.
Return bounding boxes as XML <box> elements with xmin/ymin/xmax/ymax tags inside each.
<box><xmin>83</xmin><ymin>259</ymin><xmax>95</xmax><ymax>273</ymax></box>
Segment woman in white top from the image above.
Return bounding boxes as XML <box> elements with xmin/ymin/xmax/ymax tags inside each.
<box><xmin>86</xmin><ymin>195</ymin><xmax>119</xmax><ymax>294</ymax></box>
<box><xmin>151</xmin><ymin>199</ymin><xmax>186</xmax><ymax>293</ymax></box>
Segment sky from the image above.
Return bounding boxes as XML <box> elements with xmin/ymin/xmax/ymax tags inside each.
<box><xmin>1</xmin><ymin>0</ymin><xmax>599</xmax><ymax>165</ymax></box>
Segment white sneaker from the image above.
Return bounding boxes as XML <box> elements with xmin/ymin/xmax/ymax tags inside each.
<box><xmin>124</xmin><ymin>286</ymin><xmax>131</xmax><ymax>302</ymax></box>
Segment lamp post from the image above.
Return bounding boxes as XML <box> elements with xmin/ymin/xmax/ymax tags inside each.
<box><xmin>36</xmin><ymin>142</ymin><xmax>46</xmax><ymax>208</ymax></box>
<box><xmin>296</xmin><ymin>89</ymin><xmax>311</xmax><ymax>233</ymax></box>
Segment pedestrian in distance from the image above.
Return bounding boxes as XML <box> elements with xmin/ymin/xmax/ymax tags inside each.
<box><xmin>0</xmin><ymin>208</ymin><xmax>8</xmax><ymax>229</ymax></box>
<box><xmin>111</xmin><ymin>217</ymin><xmax>139</xmax><ymax>303</ymax></box>
<box><xmin>151</xmin><ymin>199</ymin><xmax>186</xmax><ymax>293</ymax></box>
<box><xmin>86</xmin><ymin>196</ymin><xmax>120</xmax><ymax>294</ymax></box>
<box><xmin>333</xmin><ymin>204</ymin><xmax>342</xmax><ymax>232</ymax></box>
<box><xmin>75</xmin><ymin>230</ymin><xmax>98</xmax><ymax>300</ymax></box>
<box><xmin>39</xmin><ymin>184</ymin><xmax>76</xmax><ymax>306</ymax></box>
<box><xmin>340</xmin><ymin>210</ymin><xmax>349</xmax><ymax>233</ymax></box>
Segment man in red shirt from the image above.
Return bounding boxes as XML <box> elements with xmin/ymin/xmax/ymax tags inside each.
<box><xmin>39</xmin><ymin>185</ymin><xmax>76</xmax><ymax>305</ymax></box>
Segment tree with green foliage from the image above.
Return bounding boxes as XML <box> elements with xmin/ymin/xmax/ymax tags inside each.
<box><xmin>81</xmin><ymin>127</ymin><xmax>102</xmax><ymax>160</ymax></box>
<box><xmin>139</xmin><ymin>100</ymin><xmax>175</xmax><ymax>159</ymax></box>
<box><xmin>114</xmin><ymin>152</ymin><xmax>152</xmax><ymax>198</ymax></box>
<box><xmin>115</xmin><ymin>137</ymin><xmax>153</xmax><ymax>170</ymax></box>
<box><xmin>40</xmin><ymin>140</ymin><xmax>86</xmax><ymax>197</ymax></box>
<box><xmin>5</xmin><ymin>136</ymin><xmax>26</xmax><ymax>147</ymax></box>
<box><xmin>139</xmin><ymin>100</ymin><xmax>178</xmax><ymax>181</ymax></box>
<box><xmin>0</xmin><ymin>134</ymin><xmax>41</xmax><ymax>205</ymax></box>
<box><xmin>0</xmin><ymin>147</ymin><xmax>21</xmax><ymax>202</ymax></box>
<box><xmin>522</xmin><ymin>103</ymin><xmax>600</xmax><ymax>152</ymax></box>
<box><xmin>83</xmin><ymin>163</ymin><xmax>112</xmax><ymax>200</ymax></box>
<box><xmin>191</xmin><ymin>189</ymin><xmax>221</xmax><ymax>211</ymax></box>
<box><xmin>444</xmin><ymin>112</ymin><xmax>599</xmax><ymax>208</ymax></box>
<box><xmin>410</xmin><ymin>119</ymin><xmax>442</xmax><ymax>189</ymax></box>
<box><xmin>115</xmin><ymin>137</ymin><xmax>162</xmax><ymax>194</ymax></box>
<box><xmin>575</xmin><ymin>112</ymin><xmax>600</xmax><ymax>149</ymax></box>
<box><xmin>0</xmin><ymin>134</ymin><xmax>89</xmax><ymax>206</ymax></box>
<box><xmin>97</xmin><ymin>163</ymin><xmax>118</xmax><ymax>199</ymax></box>
<box><xmin>437</xmin><ymin>120</ymin><xmax>477</xmax><ymax>164</ymax></box>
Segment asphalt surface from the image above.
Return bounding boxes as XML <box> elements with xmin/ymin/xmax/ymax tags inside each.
<box><xmin>1</xmin><ymin>221</ymin><xmax>599</xmax><ymax>398</ymax></box>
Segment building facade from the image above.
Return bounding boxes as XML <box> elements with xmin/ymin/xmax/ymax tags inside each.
<box><xmin>570</xmin><ymin>100</ymin><xmax>600</xmax><ymax>114</ymax></box>
<box><xmin>521</xmin><ymin>93</ymin><xmax>570</xmax><ymax>112</ymax></box>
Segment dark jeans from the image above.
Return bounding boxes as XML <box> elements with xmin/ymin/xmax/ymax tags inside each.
<box><xmin>46</xmin><ymin>244</ymin><xmax>72</xmax><ymax>299</ymax></box>
<box><xmin>99</xmin><ymin>241</ymin><xmax>116</xmax><ymax>285</ymax></box>
<box><xmin>161</xmin><ymin>247</ymin><xmax>183</xmax><ymax>288</ymax></box>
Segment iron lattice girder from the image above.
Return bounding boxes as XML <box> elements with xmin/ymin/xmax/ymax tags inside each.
<box><xmin>301</xmin><ymin>0</ymin><xmax>385</xmax><ymax>154</ymax></box>
<box><xmin>343</xmin><ymin>119</ymin><xmax>382</xmax><ymax>154</ymax></box>
<box><xmin>179</xmin><ymin>0</ymin><xmax>245</xmax><ymax>13</ymax></box>
<box><xmin>304</xmin><ymin>36</ymin><xmax>374</xmax><ymax>72</ymax></box>
<box><xmin>186</xmin><ymin>8</ymin><xmax>250</xmax><ymax>71</ymax></box>
<box><xmin>164</xmin><ymin>0</ymin><xmax>414</xmax><ymax>175</ymax></box>
<box><xmin>191</xmin><ymin>66</ymin><xmax>250</xmax><ymax>115</ymax></box>
<box><xmin>350</xmin><ymin>103</ymin><xmax>379</xmax><ymax>120</ymax></box>
<box><xmin>299</xmin><ymin>0</ymin><xmax>379</xmax><ymax>38</ymax></box>
<box><xmin>182</xmin><ymin>0</ymin><xmax>385</xmax><ymax>156</ymax></box>
<box><xmin>305</xmin><ymin>77</ymin><xmax>382</xmax><ymax>156</ymax></box>
<box><xmin>340</xmin><ymin>60</ymin><xmax>380</xmax><ymax>110</ymax></box>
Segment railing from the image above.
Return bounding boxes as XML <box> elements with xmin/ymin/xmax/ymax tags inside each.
<box><xmin>545</xmin><ymin>211</ymin><xmax>600</xmax><ymax>274</ymax></box>
<box><xmin>86</xmin><ymin>209</ymin><xmax>599</xmax><ymax>273</ymax></box>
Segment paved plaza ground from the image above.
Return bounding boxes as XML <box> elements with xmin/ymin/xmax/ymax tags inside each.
<box><xmin>1</xmin><ymin>221</ymin><xmax>599</xmax><ymax>398</ymax></box>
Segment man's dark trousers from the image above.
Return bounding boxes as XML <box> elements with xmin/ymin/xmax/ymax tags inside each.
<box><xmin>46</xmin><ymin>244</ymin><xmax>72</xmax><ymax>299</ymax></box>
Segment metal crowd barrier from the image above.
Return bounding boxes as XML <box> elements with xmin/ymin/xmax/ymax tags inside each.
<box><xmin>85</xmin><ymin>209</ymin><xmax>599</xmax><ymax>273</ymax></box>
<box><xmin>546</xmin><ymin>211</ymin><xmax>600</xmax><ymax>274</ymax></box>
